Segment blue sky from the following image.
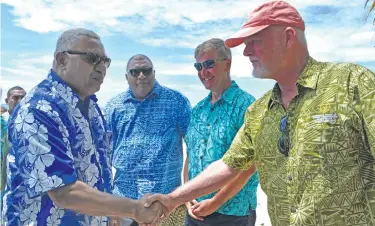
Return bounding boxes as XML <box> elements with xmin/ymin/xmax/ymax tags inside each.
<box><xmin>1</xmin><ymin>0</ymin><xmax>374</xmax><ymax>108</ymax></box>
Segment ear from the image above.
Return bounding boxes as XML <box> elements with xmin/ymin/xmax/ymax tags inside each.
<box><xmin>5</xmin><ymin>98</ymin><xmax>8</xmax><ymax>104</ymax></box>
<box><xmin>55</xmin><ymin>52</ymin><xmax>67</xmax><ymax>69</ymax></box>
<box><xmin>125</xmin><ymin>73</ymin><xmax>129</xmax><ymax>81</ymax></box>
<box><xmin>285</xmin><ymin>27</ymin><xmax>296</xmax><ymax>49</ymax></box>
<box><xmin>224</xmin><ymin>59</ymin><xmax>232</xmax><ymax>72</ymax></box>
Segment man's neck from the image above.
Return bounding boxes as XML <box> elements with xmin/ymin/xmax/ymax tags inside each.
<box><xmin>275</xmin><ymin>55</ymin><xmax>309</xmax><ymax>109</ymax></box>
<box><xmin>211</xmin><ymin>79</ymin><xmax>232</xmax><ymax>104</ymax></box>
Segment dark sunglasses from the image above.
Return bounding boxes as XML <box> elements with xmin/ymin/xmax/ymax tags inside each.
<box><xmin>128</xmin><ymin>68</ymin><xmax>153</xmax><ymax>77</ymax></box>
<box><xmin>278</xmin><ymin>115</ymin><xmax>290</xmax><ymax>157</ymax></box>
<box><xmin>63</xmin><ymin>50</ymin><xmax>111</xmax><ymax>68</ymax></box>
<box><xmin>194</xmin><ymin>58</ymin><xmax>227</xmax><ymax>72</ymax></box>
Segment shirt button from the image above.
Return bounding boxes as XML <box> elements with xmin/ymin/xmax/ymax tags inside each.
<box><xmin>291</xmin><ymin>206</ymin><xmax>297</xmax><ymax>213</ymax></box>
<box><xmin>200</xmin><ymin>155</ymin><xmax>203</xmax><ymax>159</ymax></box>
<box><xmin>210</xmin><ymin>108</ymin><xmax>214</xmax><ymax>112</ymax></box>
<box><xmin>207</xmin><ymin>124</ymin><xmax>211</xmax><ymax>128</ymax></box>
<box><xmin>287</xmin><ymin>175</ymin><xmax>292</xmax><ymax>181</ymax></box>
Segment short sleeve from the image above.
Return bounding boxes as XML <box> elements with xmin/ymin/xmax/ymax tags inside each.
<box><xmin>9</xmin><ymin>104</ymin><xmax>77</xmax><ymax>198</ymax></box>
<box><xmin>176</xmin><ymin>94</ymin><xmax>192</xmax><ymax>137</ymax></box>
<box><xmin>103</xmin><ymin>101</ymin><xmax>114</xmax><ymax>131</ymax></box>
<box><xmin>236</xmin><ymin>93</ymin><xmax>256</xmax><ymax>130</ymax></box>
<box><xmin>222</xmin><ymin>108</ymin><xmax>255</xmax><ymax>170</ymax></box>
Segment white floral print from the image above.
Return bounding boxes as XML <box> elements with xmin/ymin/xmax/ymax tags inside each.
<box><xmin>3</xmin><ymin>70</ymin><xmax>112</xmax><ymax>225</ymax></box>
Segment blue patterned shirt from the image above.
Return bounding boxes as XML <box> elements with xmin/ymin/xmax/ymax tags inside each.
<box><xmin>186</xmin><ymin>81</ymin><xmax>259</xmax><ymax>216</ymax></box>
<box><xmin>0</xmin><ymin>115</ymin><xmax>7</xmax><ymax>220</ymax></box>
<box><xmin>104</xmin><ymin>82</ymin><xmax>191</xmax><ymax>199</ymax></box>
<box><xmin>1</xmin><ymin>115</ymin><xmax>7</xmax><ymax>188</ymax></box>
<box><xmin>3</xmin><ymin>70</ymin><xmax>113</xmax><ymax>226</ymax></box>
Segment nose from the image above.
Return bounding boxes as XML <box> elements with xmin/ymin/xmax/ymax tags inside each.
<box><xmin>199</xmin><ymin>66</ymin><xmax>210</xmax><ymax>77</ymax></box>
<box><xmin>243</xmin><ymin>43</ymin><xmax>254</xmax><ymax>57</ymax></box>
<box><xmin>138</xmin><ymin>71</ymin><xmax>147</xmax><ymax>80</ymax></box>
<box><xmin>95</xmin><ymin>62</ymin><xmax>107</xmax><ymax>77</ymax></box>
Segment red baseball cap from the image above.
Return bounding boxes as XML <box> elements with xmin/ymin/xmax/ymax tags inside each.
<box><xmin>225</xmin><ymin>1</ymin><xmax>305</xmax><ymax>48</ymax></box>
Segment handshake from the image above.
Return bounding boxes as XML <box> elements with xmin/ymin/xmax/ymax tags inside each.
<box><xmin>110</xmin><ymin>193</ymin><xmax>176</xmax><ymax>226</ymax></box>
<box><xmin>110</xmin><ymin>192</ymin><xmax>219</xmax><ymax>226</ymax></box>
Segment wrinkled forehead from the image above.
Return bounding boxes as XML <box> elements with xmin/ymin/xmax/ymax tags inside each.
<box><xmin>128</xmin><ymin>58</ymin><xmax>153</xmax><ymax>70</ymax></box>
<box><xmin>72</xmin><ymin>37</ymin><xmax>106</xmax><ymax>56</ymax></box>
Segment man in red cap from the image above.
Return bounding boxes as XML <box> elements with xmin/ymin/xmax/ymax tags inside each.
<box><xmin>143</xmin><ymin>1</ymin><xmax>375</xmax><ymax>225</ymax></box>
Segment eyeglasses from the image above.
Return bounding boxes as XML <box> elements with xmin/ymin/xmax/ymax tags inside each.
<box><xmin>278</xmin><ymin>115</ymin><xmax>290</xmax><ymax>157</ymax></box>
<box><xmin>128</xmin><ymin>68</ymin><xmax>153</xmax><ymax>77</ymax></box>
<box><xmin>63</xmin><ymin>50</ymin><xmax>111</xmax><ymax>68</ymax></box>
<box><xmin>194</xmin><ymin>58</ymin><xmax>227</xmax><ymax>72</ymax></box>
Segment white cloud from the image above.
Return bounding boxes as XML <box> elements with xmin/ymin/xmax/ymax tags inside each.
<box><xmin>3</xmin><ymin>0</ymin><xmax>366</xmax><ymax>35</ymax></box>
<box><xmin>1</xmin><ymin>0</ymin><xmax>374</xmax><ymax>107</ymax></box>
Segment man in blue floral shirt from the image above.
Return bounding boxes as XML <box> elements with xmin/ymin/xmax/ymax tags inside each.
<box><xmin>2</xmin><ymin>28</ymin><xmax>162</xmax><ymax>226</ymax></box>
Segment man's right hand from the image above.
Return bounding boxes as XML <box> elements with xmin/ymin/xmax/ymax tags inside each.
<box><xmin>134</xmin><ymin>194</ymin><xmax>164</xmax><ymax>225</ymax></box>
<box><xmin>185</xmin><ymin>200</ymin><xmax>204</xmax><ymax>221</ymax></box>
<box><xmin>143</xmin><ymin>193</ymin><xmax>179</xmax><ymax>219</ymax></box>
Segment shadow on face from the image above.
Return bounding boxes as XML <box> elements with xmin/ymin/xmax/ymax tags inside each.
<box><xmin>195</xmin><ymin>50</ymin><xmax>231</xmax><ymax>91</ymax></box>
<box><xmin>6</xmin><ymin>89</ymin><xmax>26</xmax><ymax>114</ymax></box>
<box><xmin>126</xmin><ymin>57</ymin><xmax>156</xmax><ymax>100</ymax></box>
<box><xmin>56</xmin><ymin>37</ymin><xmax>109</xmax><ymax>100</ymax></box>
<box><xmin>243</xmin><ymin>26</ymin><xmax>290</xmax><ymax>79</ymax></box>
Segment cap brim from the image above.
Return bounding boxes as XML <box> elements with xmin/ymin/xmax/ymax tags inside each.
<box><xmin>225</xmin><ymin>25</ymin><xmax>270</xmax><ymax>48</ymax></box>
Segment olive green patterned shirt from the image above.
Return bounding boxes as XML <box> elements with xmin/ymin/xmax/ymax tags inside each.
<box><xmin>223</xmin><ymin>57</ymin><xmax>375</xmax><ymax>226</ymax></box>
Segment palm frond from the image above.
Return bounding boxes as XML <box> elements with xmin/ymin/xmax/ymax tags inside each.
<box><xmin>365</xmin><ymin>0</ymin><xmax>375</xmax><ymax>24</ymax></box>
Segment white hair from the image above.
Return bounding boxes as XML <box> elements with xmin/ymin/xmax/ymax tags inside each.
<box><xmin>54</xmin><ymin>28</ymin><xmax>100</xmax><ymax>55</ymax></box>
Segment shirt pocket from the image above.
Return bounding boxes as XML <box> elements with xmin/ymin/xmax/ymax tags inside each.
<box><xmin>295</xmin><ymin>112</ymin><xmax>357</xmax><ymax>162</ymax></box>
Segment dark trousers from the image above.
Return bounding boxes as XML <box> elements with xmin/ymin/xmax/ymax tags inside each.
<box><xmin>185</xmin><ymin>209</ymin><xmax>256</xmax><ymax>226</ymax></box>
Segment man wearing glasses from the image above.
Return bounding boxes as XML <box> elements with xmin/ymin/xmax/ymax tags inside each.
<box><xmin>145</xmin><ymin>1</ymin><xmax>375</xmax><ymax>226</ymax></box>
<box><xmin>3</xmin><ymin>28</ymin><xmax>163</xmax><ymax>226</ymax></box>
<box><xmin>183</xmin><ymin>38</ymin><xmax>258</xmax><ymax>226</ymax></box>
<box><xmin>104</xmin><ymin>54</ymin><xmax>191</xmax><ymax>226</ymax></box>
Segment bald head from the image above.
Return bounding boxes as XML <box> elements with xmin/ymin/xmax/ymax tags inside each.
<box><xmin>126</xmin><ymin>54</ymin><xmax>153</xmax><ymax>71</ymax></box>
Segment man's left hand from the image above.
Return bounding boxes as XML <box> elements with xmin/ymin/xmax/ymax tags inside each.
<box><xmin>191</xmin><ymin>199</ymin><xmax>218</xmax><ymax>217</ymax></box>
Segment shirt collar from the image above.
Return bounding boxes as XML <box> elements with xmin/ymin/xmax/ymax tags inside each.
<box><xmin>48</xmin><ymin>69</ymin><xmax>98</xmax><ymax>108</ymax></box>
<box><xmin>268</xmin><ymin>57</ymin><xmax>320</xmax><ymax>109</ymax></box>
<box><xmin>124</xmin><ymin>81</ymin><xmax>161</xmax><ymax>102</ymax></box>
<box><xmin>204</xmin><ymin>81</ymin><xmax>239</xmax><ymax>105</ymax></box>
<box><xmin>296</xmin><ymin>57</ymin><xmax>320</xmax><ymax>90</ymax></box>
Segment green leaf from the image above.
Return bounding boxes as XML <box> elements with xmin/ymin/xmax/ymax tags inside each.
<box><xmin>365</xmin><ymin>0</ymin><xmax>375</xmax><ymax>25</ymax></box>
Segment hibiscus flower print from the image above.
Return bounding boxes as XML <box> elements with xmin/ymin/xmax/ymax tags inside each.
<box><xmin>36</xmin><ymin>100</ymin><xmax>52</xmax><ymax>113</ymax></box>
<box><xmin>27</xmin><ymin>169</ymin><xmax>53</xmax><ymax>193</ymax></box>
<box><xmin>27</xmin><ymin>139</ymin><xmax>54</xmax><ymax>170</ymax></box>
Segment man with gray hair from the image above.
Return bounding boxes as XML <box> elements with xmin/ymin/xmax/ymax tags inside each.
<box><xmin>2</xmin><ymin>28</ymin><xmax>162</xmax><ymax>226</ymax></box>
<box><xmin>183</xmin><ymin>38</ymin><xmax>258</xmax><ymax>226</ymax></box>
<box><xmin>145</xmin><ymin>1</ymin><xmax>375</xmax><ymax>226</ymax></box>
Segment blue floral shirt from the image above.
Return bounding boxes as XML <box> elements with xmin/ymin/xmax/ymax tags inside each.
<box><xmin>104</xmin><ymin>82</ymin><xmax>191</xmax><ymax>199</ymax></box>
<box><xmin>186</xmin><ymin>81</ymin><xmax>259</xmax><ymax>216</ymax></box>
<box><xmin>2</xmin><ymin>70</ymin><xmax>113</xmax><ymax>226</ymax></box>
